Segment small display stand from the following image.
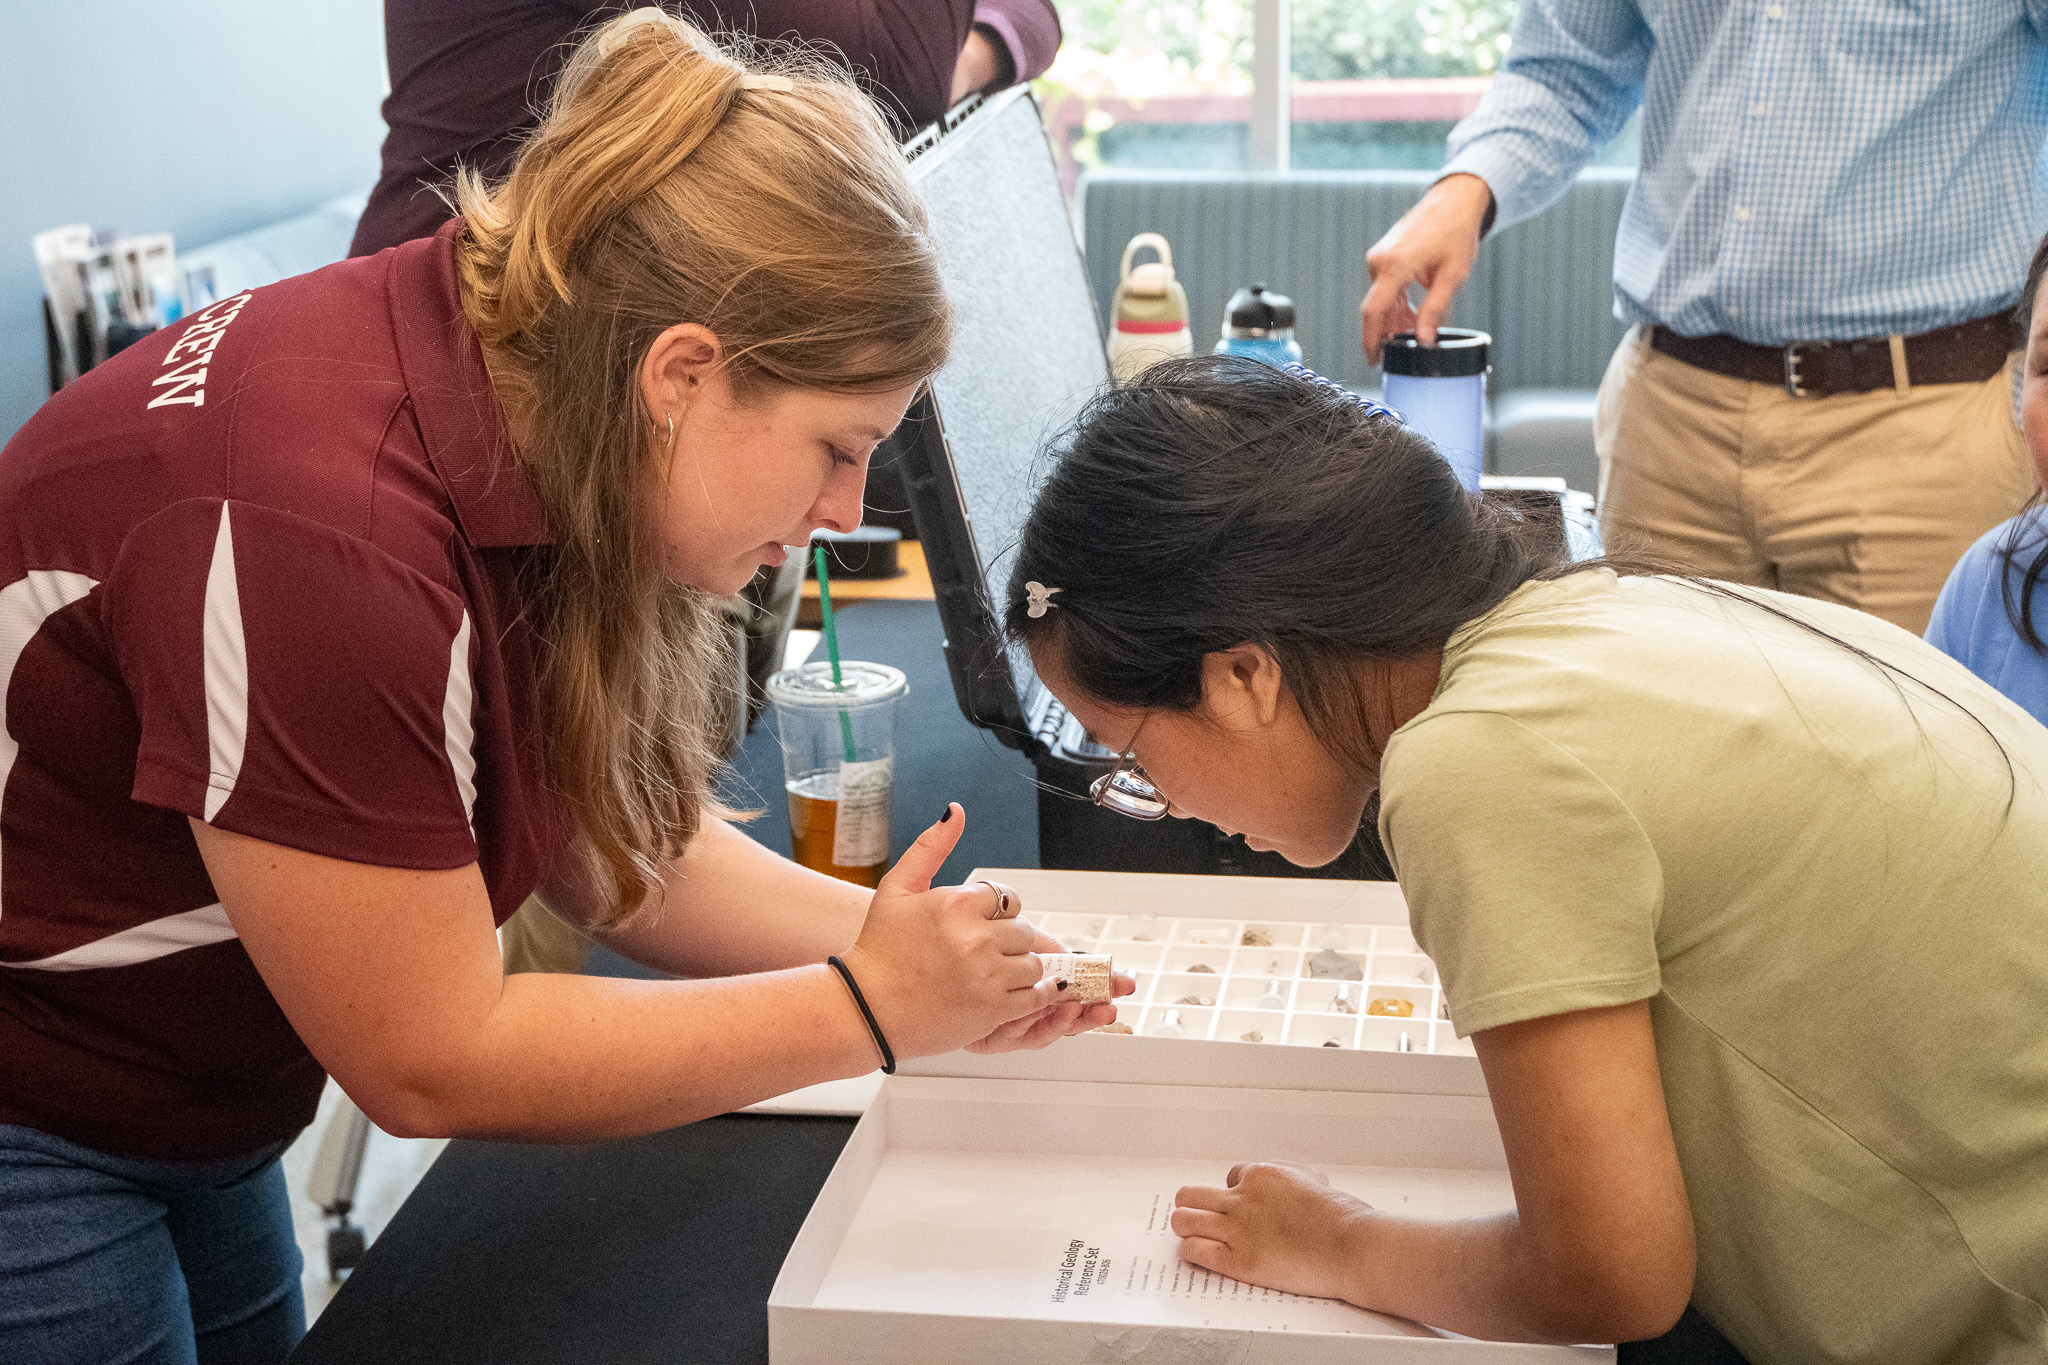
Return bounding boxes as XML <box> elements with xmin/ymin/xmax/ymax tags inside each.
<box><xmin>768</xmin><ymin>872</ymin><xmax>1613</xmax><ymax>1362</ymax></box>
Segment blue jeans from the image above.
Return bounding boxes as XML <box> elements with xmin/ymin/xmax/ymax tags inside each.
<box><xmin>0</xmin><ymin>1124</ymin><xmax>305</xmax><ymax>1364</ymax></box>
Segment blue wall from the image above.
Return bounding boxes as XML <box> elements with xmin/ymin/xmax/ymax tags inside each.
<box><xmin>0</xmin><ymin>4</ymin><xmax>387</xmax><ymax>443</ymax></box>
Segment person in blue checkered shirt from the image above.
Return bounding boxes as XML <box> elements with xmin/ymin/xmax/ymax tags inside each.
<box><xmin>1361</xmin><ymin>1</ymin><xmax>2047</xmax><ymax>636</ymax></box>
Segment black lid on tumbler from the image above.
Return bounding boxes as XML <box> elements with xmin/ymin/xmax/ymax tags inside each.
<box><xmin>1225</xmin><ymin>283</ymin><xmax>1294</xmax><ymax>330</ymax></box>
<box><xmin>1381</xmin><ymin>328</ymin><xmax>1490</xmax><ymax>377</ymax></box>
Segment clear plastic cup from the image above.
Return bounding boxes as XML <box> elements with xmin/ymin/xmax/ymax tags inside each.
<box><xmin>765</xmin><ymin>661</ymin><xmax>909</xmax><ymax>888</ymax></box>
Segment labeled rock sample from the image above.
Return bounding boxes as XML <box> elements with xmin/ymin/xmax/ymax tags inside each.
<box><xmin>1039</xmin><ymin>953</ymin><xmax>1114</xmax><ymax>1004</ymax></box>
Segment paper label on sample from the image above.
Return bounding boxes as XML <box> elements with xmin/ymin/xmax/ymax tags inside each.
<box><xmin>832</xmin><ymin>757</ymin><xmax>893</xmax><ymax>866</ymax></box>
<box><xmin>1036</xmin><ymin>953</ymin><xmax>1113</xmax><ymax>1003</ymax></box>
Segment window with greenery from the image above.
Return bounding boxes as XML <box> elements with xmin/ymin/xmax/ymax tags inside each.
<box><xmin>1290</xmin><ymin>0</ymin><xmax>1514</xmax><ymax>80</ymax></box>
<box><xmin>1036</xmin><ymin>1</ymin><xmax>1254</xmax><ymax>174</ymax></box>
<box><xmin>1037</xmin><ymin>0</ymin><xmax>1638</xmax><ymax>180</ymax></box>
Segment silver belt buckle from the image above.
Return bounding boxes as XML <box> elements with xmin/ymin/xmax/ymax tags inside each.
<box><xmin>1783</xmin><ymin>340</ymin><xmax>1826</xmax><ymax>398</ymax></box>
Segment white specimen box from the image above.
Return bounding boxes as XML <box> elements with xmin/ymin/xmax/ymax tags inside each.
<box><xmin>768</xmin><ymin>871</ymin><xmax>1612</xmax><ymax>1363</ymax></box>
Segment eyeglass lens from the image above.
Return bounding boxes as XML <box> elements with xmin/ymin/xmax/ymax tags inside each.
<box><xmin>1089</xmin><ymin>763</ymin><xmax>1169</xmax><ymax>820</ymax></box>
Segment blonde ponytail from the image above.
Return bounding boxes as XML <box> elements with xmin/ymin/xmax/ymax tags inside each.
<box><xmin>453</xmin><ymin>10</ymin><xmax>951</xmax><ymax>925</ymax></box>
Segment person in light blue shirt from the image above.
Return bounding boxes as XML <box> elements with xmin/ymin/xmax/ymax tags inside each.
<box><xmin>1929</xmin><ymin>510</ymin><xmax>2048</xmax><ymax>724</ymax></box>
<box><xmin>1928</xmin><ymin>235</ymin><xmax>2048</xmax><ymax>724</ymax></box>
<box><xmin>1360</xmin><ymin>1</ymin><xmax>2046</xmax><ymax>636</ymax></box>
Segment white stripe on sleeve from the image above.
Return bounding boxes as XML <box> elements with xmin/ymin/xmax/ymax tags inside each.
<box><xmin>0</xmin><ymin>568</ymin><xmax>101</xmax><ymax>928</ymax></box>
<box><xmin>201</xmin><ymin>504</ymin><xmax>249</xmax><ymax>822</ymax></box>
<box><xmin>443</xmin><ymin>611</ymin><xmax>477</xmax><ymax>839</ymax></box>
<box><xmin>2</xmin><ymin>903</ymin><xmax>237</xmax><ymax>971</ymax></box>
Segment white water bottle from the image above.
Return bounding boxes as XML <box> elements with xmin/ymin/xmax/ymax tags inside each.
<box><xmin>1107</xmin><ymin>233</ymin><xmax>1193</xmax><ymax>384</ymax></box>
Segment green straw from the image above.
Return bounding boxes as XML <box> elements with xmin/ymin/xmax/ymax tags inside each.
<box><xmin>812</xmin><ymin>545</ymin><xmax>859</xmax><ymax>764</ymax></box>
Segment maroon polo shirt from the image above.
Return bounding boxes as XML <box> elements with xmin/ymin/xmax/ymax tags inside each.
<box><xmin>350</xmin><ymin>0</ymin><xmax>1063</xmax><ymax>256</ymax></box>
<box><xmin>0</xmin><ymin>221</ymin><xmax>570</xmax><ymax>1159</ymax></box>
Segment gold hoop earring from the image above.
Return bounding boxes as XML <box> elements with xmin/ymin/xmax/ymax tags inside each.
<box><xmin>666</xmin><ymin>412</ymin><xmax>675</xmax><ymax>447</ymax></box>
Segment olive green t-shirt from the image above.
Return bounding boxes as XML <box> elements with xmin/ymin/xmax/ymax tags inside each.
<box><xmin>1378</xmin><ymin>571</ymin><xmax>2048</xmax><ymax>1365</ymax></box>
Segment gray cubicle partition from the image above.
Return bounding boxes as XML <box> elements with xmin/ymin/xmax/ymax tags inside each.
<box><xmin>1079</xmin><ymin>167</ymin><xmax>1635</xmax><ymax>396</ymax></box>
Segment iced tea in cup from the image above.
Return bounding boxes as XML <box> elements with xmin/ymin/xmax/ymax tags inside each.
<box><xmin>765</xmin><ymin>661</ymin><xmax>908</xmax><ymax>887</ymax></box>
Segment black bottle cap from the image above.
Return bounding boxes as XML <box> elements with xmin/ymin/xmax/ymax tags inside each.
<box><xmin>1380</xmin><ymin>328</ymin><xmax>1491</xmax><ymax>377</ymax></box>
<box><xmin>1225</xmin><ymin>283</ymin><xmax>1294</xmax><ymax>330</ymax></box>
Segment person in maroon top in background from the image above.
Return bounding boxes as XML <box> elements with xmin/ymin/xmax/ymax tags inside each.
<box><xmin>0</xmin><ymin>15</ymin><xmax>1123</xmax><ymax>1364</ymax></box>
<box><xmin>349</xmin><ymin>0</ymin><xmax>1063</xmax><ymax>256</ymax></box>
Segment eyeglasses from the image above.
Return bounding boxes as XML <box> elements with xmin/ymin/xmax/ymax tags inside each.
<box><xmin>1089</xmin><ymin>738</ymin><xmax>1170</xmax><ymax>821</ymax></box>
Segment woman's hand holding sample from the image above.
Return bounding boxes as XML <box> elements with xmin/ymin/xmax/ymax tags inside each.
<box><xmin>1171</xmin><ymin>1163</ymin><xmax>1375</xmax><ymax>1305</ymax></box>
<box><xmin>966</xmin><ymin>937</ymin><xmax>1134</xmax><ymax>1054</ymax></box>
<box><xmin>841</xmin><ymin>804</ymin><xmax>1110</xmax><ymax>1058</ymax></box>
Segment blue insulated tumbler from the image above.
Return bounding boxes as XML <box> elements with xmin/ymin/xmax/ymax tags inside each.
<box><xmin>1379</xmin><ymin>329</ymin><xmax>1489</xmax><ymax>491</ymax></box>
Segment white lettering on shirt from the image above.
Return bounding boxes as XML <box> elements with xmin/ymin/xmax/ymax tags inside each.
<box><xmin>146</xmin><ymin>292</ymin><xmax>252</xmax><ymax>411</ymax></box>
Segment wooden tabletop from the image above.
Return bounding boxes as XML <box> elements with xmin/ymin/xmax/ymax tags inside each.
<box><xmin>797</xmin><ymin>540</ymin><xmax>933</xmax><ymax>626</ymax></box>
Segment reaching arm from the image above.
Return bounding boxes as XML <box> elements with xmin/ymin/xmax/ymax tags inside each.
<box><xmin>545</xmin><ymin>813</ymin><xmax>1133</xmax><ymax>1050</ymax></box>
<box><xmin>1439</xmin><ymin>0</ymin><xmax>1653</xmax><ymax>232</ymax></box>
<box><xmin>968</xmin><ymin>0</ymin><xmax>1062</xmax><ymax>86</ymax></box>
<box><xmin>546</xmin><ymin>816</ymin><xmax>873</xmax><ymax>979</ymax></box>
<box><xmin>1360</xmin><ymin>174</ymin><xmax>1496</xmax><ymax>360</ymax></box>
<box><xmin>1172</xmin><ymin>1001</ymin><xmax>1693</xmax><ymax>1344</ymax></box>
<box><xmin>193</xmin><ymin>806</ymin><xmax>1079</xmax><ymax>1143</ymax></box>
<box><xmin>951</xmin><ymin>26</ymin><xmax>1008</xmax><ymax>102</ymax></box>
<box><xmin>1362</xmin><ymin>0</ymin><xmax>1652</xmax><ymax>359</ymax></box>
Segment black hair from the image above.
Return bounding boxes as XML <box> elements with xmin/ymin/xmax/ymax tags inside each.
<box><xmin>1003</xmin><ymin>355</ymin><xmax>1566</xmax><ymax>772</ymax></box>
<box><xmin>1998</xmin><ymin>232</ymin><xmax>2048</xmax><ymax>653</ymax></box>
<box><xmin>1006</xmin><ymin>353</ymin><xmax>2016</xmax><ymax>796</ymax></box>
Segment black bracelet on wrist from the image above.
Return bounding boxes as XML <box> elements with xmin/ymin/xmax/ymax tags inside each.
<box><xmin>826</xmin><ymin>955</ymin><xmax>896</xmax><ymax>1075</ymax></box>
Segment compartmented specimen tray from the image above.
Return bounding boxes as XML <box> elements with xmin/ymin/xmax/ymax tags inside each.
<box><xmin>1032</xmin><ymin>907</ymin><xmax>1470</xmax><ymax>1056</ymax></box>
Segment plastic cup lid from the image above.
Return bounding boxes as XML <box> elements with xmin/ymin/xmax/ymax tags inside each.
<box><xmin>766</xmin><ymin>660</ymin><xmax>908</xmax><ymax>708</ymax></box>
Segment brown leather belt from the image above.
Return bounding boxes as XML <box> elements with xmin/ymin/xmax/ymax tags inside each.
<box><xmin>1649</xmin><ymin>313</ymin><xmax>2014</xmax><ymax>398</ymax></box>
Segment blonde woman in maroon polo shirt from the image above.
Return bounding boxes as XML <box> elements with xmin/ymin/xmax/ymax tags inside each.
<box><xmin>0</xmin><ymin>14</ymin><xmax>1125</xmax><ymax>1362</ymax></box>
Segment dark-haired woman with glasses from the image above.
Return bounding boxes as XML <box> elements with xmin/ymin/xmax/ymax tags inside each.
<box><xmin>1928</xmin><ymin>233</ymin><xmax>2048</xmax><ymax>724</ymax></box>
<box><xmin>1004</xmin><ymin>355</ymin><xmax>2048</xmax><ymax>1364</ymax></box>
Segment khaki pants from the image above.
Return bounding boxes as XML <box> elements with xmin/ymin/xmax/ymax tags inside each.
<box><xmin>1594</xmin><ymin>325</ymin><xmax>2032</xmax><ymax>634</ymax></box>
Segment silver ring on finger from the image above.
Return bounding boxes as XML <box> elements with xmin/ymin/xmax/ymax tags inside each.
<box><xmin>978</xmin><ymin>879</ymin><xmax>1019</xmax><ymax>920</ymax></box>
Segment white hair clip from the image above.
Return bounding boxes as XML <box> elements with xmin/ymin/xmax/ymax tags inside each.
<box><xmin>596</xmin><ymin>9</ymin><xmax>795</xmax><ymax>94</ymax></box>
<box><xmin>1024</xmin><ymin>581</ymin><xmax>1062</xmax><ymax>618</ymax></box>
<box><xmin>596</xmin><ymin>7</ymin><xmax>669</xmax><ymax>56</ymax></box>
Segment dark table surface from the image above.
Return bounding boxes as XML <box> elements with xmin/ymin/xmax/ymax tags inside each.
<box><xmin>289</xmin><ymin>1114</ymin><xmax>857</xmax><ymax>1364</ymax></box>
